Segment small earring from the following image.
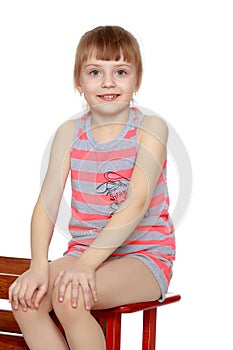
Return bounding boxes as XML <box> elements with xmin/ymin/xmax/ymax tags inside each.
<box><xmin>81</xmin><ymin>96</ymin><xmax>89</xmax><ymax>114</ymax></box>
<box><xmin>130</xmin><ymin>92</ymin><xmax>138</xmax><ymax>107</ymax></box>
<box><xmin>130</xmin><ymin>98</ymin><xmax>135</xmax><ymax>107</ymax></box>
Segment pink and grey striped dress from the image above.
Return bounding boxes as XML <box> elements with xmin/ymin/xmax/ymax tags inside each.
<box><xmin>64</xmin><ymin>107</ymin><xmax>175</xmax><ymax>301</ymax></box>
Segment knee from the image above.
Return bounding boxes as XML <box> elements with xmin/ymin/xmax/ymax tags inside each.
<box><xmin>11</xmin><ymin>298</ymin><xmax>52</xmax><ymax>329</ymax></box>
<box><xmin>52</xmin><ymin>284</ymin><xmax>90</xmax><ymax>328</ymax></box>
<box><xmin>12</xmin><ymin>306</ymin><xmax>27</xmax><ymax>325</ymax></box>
<box><xmin>12</xmin><ymin>306</ymin><xmax>39</xmax><ymax>329</ymax></box>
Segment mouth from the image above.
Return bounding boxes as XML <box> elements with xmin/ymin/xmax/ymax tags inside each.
<box><xmin>98</xmin><ymin>94</ymin><xmax>120</xmax><ymax>102</ymax></box>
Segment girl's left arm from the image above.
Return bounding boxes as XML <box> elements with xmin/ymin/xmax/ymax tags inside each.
<box><xmin>79</xmin><ymin>115</ymin><xmax>168</xmax><ymax>267</ymax></box>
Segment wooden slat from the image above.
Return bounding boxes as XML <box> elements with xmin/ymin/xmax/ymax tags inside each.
<box><xmin>0</xmin><ymin>333</ymin><xmax>29</xmax><ymax>350</ymax></box>
<box><xmin>0</xmin><ymin>274</ymin><xmax>17</xmax><ymax>299</ymax></box>
<box><xmin>0</xmin><ymin>310</ymin><xmax>65</xmax><ymax>336</ymax></box>
<box><xmin>0</xmin><ymin>310</ymin><xmax>21</xmax><ymax>334</ymax></box>
<box><xmin>0</xmin><ymin>256</ymin><xmax>30</xmax><ymax>274</ymax></box>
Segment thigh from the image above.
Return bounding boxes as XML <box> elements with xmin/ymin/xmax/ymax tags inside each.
<box><xmin>93</xmin><ymin>257</ymin><xmax>162</xmax><ymax>310</ymax></box>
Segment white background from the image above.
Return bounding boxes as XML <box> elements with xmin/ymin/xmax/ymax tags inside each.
<box><xmin>0</xmin><ymin>0</ymin><xmax>232</xmax><ymax>349</ymax></box>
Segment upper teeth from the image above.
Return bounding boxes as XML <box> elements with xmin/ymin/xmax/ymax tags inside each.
<box><xmin>103</xmin><ymin>95</ymin><xmax>114</xmax><ymax>98</ymax></box>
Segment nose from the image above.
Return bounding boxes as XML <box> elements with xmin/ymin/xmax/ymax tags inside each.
<box><xmin>101</xmin><ymin>72</ymin><xmax>116</xmax><ymax>88</ymax></box>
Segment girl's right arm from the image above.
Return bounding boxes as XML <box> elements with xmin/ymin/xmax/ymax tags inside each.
<box><xmin>9</xmin><ymin>119</ymin><xmax>75</xmax><ymax>311</ymax></box>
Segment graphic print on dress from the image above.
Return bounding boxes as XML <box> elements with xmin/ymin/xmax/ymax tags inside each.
<box><xmin>96</xmin><ymin>172</ymin><xmax>129</xmax><ymax>215</ymax></box>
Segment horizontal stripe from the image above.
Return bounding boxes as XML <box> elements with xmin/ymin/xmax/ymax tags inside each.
<box><xmin>68</xmin><ymin>239</ymin><xmax>96</xmax><ymax>248</ymax></box>
<box><xmin>68</xmin><ymin>225</ymin><xmax>101</xmax><ymax>233</ymax></box>
<box><xmin>71</xmin><ymin>206</ymin><xmax>111</xmax><ymax>221</ymax></box>
<box><xmin>66</xmin><ymin>235</ymin><xmax>175</xmax><ymax>251</ymax></box>
<box><xmin>135</xmin><ymin>225</ymin><xmax>174</xmax><ymax>235</ymax></box>
<box><xmin>71</xmin><ymin>168</ymin><xmax>133</xmax><ymax>182</ymax></box>
<box><xmin>149</xmin><ymin>193</ymin><xmax>165</xmax><ymax>208</ymax></box>
<box><xmin>72</xmin><ymin>189</ymin><xmax>112</xmax><ymax>206</ymax></box>
<box><xmin>72</xmin><ymin>187</ymin><xmax>166</xmax><ymax>209</ymax></box>
<box><xmin>124</xmin><ymin>237</ymin><xmax>175</xmax><ymax>250</ymax></box>
<box><xmin>71</xmin><ymin>146</ymin><xmax>136</xmax><ymax>162</ymax></box>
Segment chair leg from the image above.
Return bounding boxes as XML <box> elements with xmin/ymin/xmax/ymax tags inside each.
<box><xmin>105</xmin><ymin>313</ymin><xmax>122</xmax><ymax>350</ymax></box>
<box><xmin>142</xmin><ymin>308</ymin><xmax>157</xmax><ymax>350</ymax></box>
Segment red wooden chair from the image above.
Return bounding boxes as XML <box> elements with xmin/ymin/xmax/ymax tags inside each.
<box><xmin>0</xmin><ymin>256</ymin><xmax>181</xmax><ymax>350</ymax></box>
<box><xmin>92</xmin><ymin>293</ymin><xmax>181</xmax><ymax>350</ymax></box>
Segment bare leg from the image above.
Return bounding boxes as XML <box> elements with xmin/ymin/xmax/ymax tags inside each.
<box><xmin>12</xmin><ymin>257</ymin><xmax>73</xmax><ymax>350</ymax></box>
<box><xmin>93</xmin><ymin>257</ymin><xmax>161</xmax><ymax>309</ymax></box>
<box><xmin>52</xmin><ymin>256</ymin><xmax>161</xmax><ymax>350</ymax></box>
<box><xmin>13</xmin><ymin>308</ymin><xmax>69</xmax><ymax>350</ymax></box>
<box><xmin>52</xmin><ymin>283</ymin><xmax>106</xmax><ymax>350</ymax></box>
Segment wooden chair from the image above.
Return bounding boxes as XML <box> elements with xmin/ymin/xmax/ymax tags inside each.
<box><xmin>0</xmin><ymin>256</ymin><xmax>181</xmax><ymax>349</ymax></box>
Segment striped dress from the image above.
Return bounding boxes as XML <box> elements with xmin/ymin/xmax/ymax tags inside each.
<box><xmin>64</xmin><ymin>107</ymin><xmax>175</xmax><ymax>300</ymax></box>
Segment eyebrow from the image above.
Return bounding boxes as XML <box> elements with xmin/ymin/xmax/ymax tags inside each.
<box><xmin>83</xmin><ymin>62</ymin><xmax>133</xmax><ymax>69</ymax></box>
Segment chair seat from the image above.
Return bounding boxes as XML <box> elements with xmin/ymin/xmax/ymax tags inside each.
<box><xmin>92</xmin><ymin>292</ymin><xmax>180</xmax><ymax>317</ymax></box>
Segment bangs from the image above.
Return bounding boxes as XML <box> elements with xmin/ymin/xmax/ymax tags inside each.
<box><xmin>83</xmin><ymin>43</ymin><xmax>134</xmax><ymax>64</ymax></box>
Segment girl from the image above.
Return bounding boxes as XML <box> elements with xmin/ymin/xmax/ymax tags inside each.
<box><xmin>9</xmin><ymin>26</ymin><xmax>175</xmax><ymax>350</ymax></box>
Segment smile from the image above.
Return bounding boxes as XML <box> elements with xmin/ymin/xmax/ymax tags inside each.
<box><xmin>98</xmin><ymin>94</ymin><xmax>120</xmax><ymax>101</ymax></box>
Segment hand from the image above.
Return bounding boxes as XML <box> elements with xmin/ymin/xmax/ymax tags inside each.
<box><xmin>54</xmin><ymin>261</ymin><xmax>98</xmax><ymax>310</ymax></box>
<box><xmin>8</xmin><ymin>265</ymin><xmax>49</xmax><ymax>312</ymax></box>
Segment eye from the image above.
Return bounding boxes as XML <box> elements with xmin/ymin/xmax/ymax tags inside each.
<box><xmin>90</xmin><ymin>70</ymin><xmax>100</xmax><ymax>76</ymax></box>
<box><xmin>116</xmin><ymin>70</ymin><xmax>127</xmax><ymax>76</ymax></box>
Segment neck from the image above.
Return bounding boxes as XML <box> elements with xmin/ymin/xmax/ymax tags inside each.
<box><xmin>90</xmin><ymin>102</ymin><xmax>130</xmax><ymax>127</ymax></box>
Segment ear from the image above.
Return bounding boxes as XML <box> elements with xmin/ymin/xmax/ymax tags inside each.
<box><xmin>76</xmin><ymin>83</ymin><xmax>83</xmax><ymax>94</ymax></box>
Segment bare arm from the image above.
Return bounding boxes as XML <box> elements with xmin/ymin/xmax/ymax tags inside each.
<box><xmin>30</xmin><ymin>119</ymin><xmax>75</xmax><ymax>266</ymax></box>
<box><xmin>9</xmin><ymin>119</ymin><xmax>75</xmax><ymax>310</ymax></box>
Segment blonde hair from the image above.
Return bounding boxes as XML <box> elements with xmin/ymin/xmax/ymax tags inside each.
<box><xmin>74</xmin><ymin>26</ymin><xmax>143</xmax><ymax>91</ymax></box>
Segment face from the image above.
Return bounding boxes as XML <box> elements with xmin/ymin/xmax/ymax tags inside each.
<box><xmin>77</xmin><ymin>57</ymin><xmax>137</xmax><ymax>110</ymax></box>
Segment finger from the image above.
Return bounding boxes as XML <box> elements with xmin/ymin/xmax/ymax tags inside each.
<box><xmin>81</xmin><ymin>281</ymin><xmax>92</xmax><ymax>310</ymax></box>
<box><xmin>88</xmin><ymin>278</ymin><xmax>98</xmax><ymax>303</ymax></box>
<box><xmin>31</xmin><ymin>289</ymin><xmax>38</xmax><ymax>309</ymax></box>
<box><xmin>71</xmin><ymin>282</ymin><xmax>79</xmax><ymax>308</ymax></box>
<box><xmin>24</xmin><ymin>284</ymin><xmax>38</xmax><ymax>309</ymax></box>
<box><xmin>54</xmin><ymin>270</ymin><xmax>64</xmax><ymax>287</ymax></box>
<box><xmin>58</xmin><ymin>275</ymin><xmax>71</xmax><ymax>302</ymax></box>
<box><xmin>33</xmin><ymin>285</ymin><xmax>47</xmax><ymax>309</ymax></box>
<box><xmin>8</xmin><ymin>280</ymin><xmax>17</xmax><ymax>303</ymax></box>
<box><xmin>17</xmin><ymin>284</ymin><xmax>29</xmax><ymax>312</ymax></box>
<box><xmin>10</xmin><ymin>281</ymin><xmax>23</xmax><ymax>311</ymax></box>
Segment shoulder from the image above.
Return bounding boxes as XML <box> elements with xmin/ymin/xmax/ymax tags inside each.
<box><xmin>50</xmin><ymin>118</ymin><xmax>77</xmax><ymax>156</ymax></box>
<box><xmin>53</xmin><ymin>119</ymin><xmax>76</xmax><ymax>145</ymax></box>
<box><xmin>139</xmin><ymin>114</ymin><xmax>168</xmax><ymax>146</ymax></box>
<box><xmin>55</xmin><ymin>118</ymin><xmax>76</xmax><ymax>138</ymax></box>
